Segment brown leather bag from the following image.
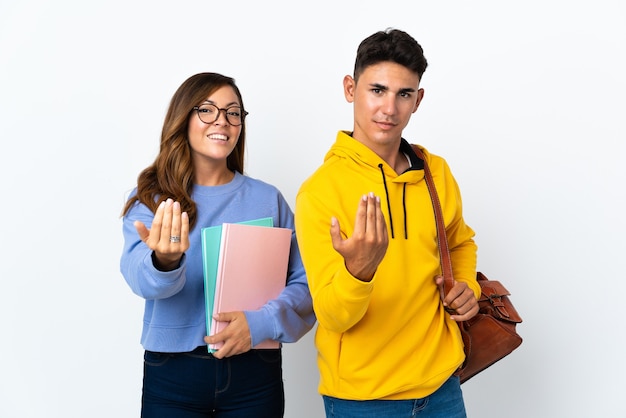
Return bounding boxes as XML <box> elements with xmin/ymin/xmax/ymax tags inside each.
<box><xmin>446</xmin><ymin>272</ymin><xmax>523</xmax><ymax>383</ymax></box>
<box><xmin>413</xmin><ymin>145</ymin><xmax>523</xmax><ymax>383</ymax></box>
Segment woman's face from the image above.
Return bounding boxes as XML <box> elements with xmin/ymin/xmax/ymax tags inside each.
<box><xmin>187</xmin><ymin>85</ymin><xmax>242</xmax><ymax>169</ymax></box>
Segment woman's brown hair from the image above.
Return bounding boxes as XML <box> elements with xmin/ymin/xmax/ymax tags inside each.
<box><xmin>122</xmin><ymin>73</ymin><xmax>247</xmax><ymax>228</ymax></box>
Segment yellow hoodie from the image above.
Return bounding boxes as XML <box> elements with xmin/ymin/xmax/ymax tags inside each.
<box><xmin>295</xmin><ymin>131</ymin><xmax>479</xmax><ymax>400</ymax></box>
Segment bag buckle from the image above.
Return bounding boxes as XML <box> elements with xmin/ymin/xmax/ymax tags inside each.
<box><xmin>484</xmin><ymin>288</ymin><xmax>510</xmax><ymax>319</ymax></box>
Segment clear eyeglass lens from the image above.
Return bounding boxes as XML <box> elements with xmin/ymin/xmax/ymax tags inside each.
<box><xmin>197</xmin><ymin>104</ymin><xmax>243</xmax><ymax>125</ymax></box>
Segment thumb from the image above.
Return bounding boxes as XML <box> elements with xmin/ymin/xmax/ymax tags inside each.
<box><xmin>213</xmin><ymin>311</ymin><xmax>235</xmax><ymax>323</ymax></box>
<box><xmin>329</xmin><ymin>217</ymin><xmax>344</xmax><ymax>252</ymax></box>
<box><xmin>434</xmin><ymin>275</ymin><xmax>446</xmax><ymax>301</ymax></box>
<box><xmin>435</xmin><ymin>275</ymin><xmax>456</xmax><ymax>303</ymax></box>
<box><xmin>134</xmin><ymin>220</ymin><xmax>150</xmax><ymax>242</ymax></box>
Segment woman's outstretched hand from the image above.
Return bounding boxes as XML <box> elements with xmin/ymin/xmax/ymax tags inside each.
<box><xmin>134</xmin><ymin>198</ymin><xmax>190</xmax><ymax>270</ymax></box>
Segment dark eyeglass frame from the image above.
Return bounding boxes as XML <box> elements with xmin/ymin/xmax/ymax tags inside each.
<box><xmin>192</xmin><ymin>105</ymin><xmax>249</xmax><ymax>126</ymax></box>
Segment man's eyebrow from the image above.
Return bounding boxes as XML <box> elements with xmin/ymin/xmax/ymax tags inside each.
<box><xmin>369</xmin><ymin>83</ymin><xmax>416</xmax><ymax>94</ymax></box>
<box><xmin>369</xmin><ymin>83</ymin><xmax>389</xmax><ymax>91</ymax></box>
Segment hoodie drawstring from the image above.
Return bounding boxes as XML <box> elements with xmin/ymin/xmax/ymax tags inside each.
<box><xmin>378</xmin><ymin>164</ymin><xmax>394</xmax><ymax>239</ymax></box>
<box><xmin>402</xmin><ymin>182</ymin><xmax>408</xmax><ymax>239</ymax></box>
<box><xmin>378</xmin><ymin>164</ymin><xmax>408</xmax><ymax>239</ymax></box>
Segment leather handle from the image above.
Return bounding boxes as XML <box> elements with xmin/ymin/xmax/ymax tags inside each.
<box><xmin>411</xmin><ymin>145</ymin><xmax>454</xmax><ymax>296</ymax></box>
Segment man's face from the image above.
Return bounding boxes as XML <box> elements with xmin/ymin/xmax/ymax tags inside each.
<box><xmin>344</xmin><ymin>61</ymin><xmax>424</xmax><ymax>150</ymax></box>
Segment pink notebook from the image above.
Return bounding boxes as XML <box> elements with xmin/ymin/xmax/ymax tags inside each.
<box><xmin>209</xmin><ymin>223</ymin><xmax>292</xmax><ymax>351</ymax></box>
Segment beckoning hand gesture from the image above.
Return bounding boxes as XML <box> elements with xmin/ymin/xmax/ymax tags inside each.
<box><xmin>330</xmin><ymin>192</ymin><xmax>389</xmax><ymax>282</ymax></box>
<box><xmin>134</xmin><ymin>198</ymin><xmax>190</xmax><ymax>271</ymax></box>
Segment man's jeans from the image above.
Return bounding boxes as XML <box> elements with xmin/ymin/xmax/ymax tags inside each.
<box><xmin>323</xmin><ymin>375</ymin><xmax>466</xmax><ymax>418</ymax></box>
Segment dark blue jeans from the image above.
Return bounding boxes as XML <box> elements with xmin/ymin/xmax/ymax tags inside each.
<box><xmin>141</xmin><ymin>347</ymin><xmax>284</xmax><ymax>418</ymax></box>
<box><xmin>323</xmin><ymin>375</ymin><xmax>466</xmax><ymax>418</ymax></box>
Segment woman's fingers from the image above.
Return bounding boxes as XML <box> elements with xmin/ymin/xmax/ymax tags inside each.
<box><xmin>134</xmin><ymin>220</ymin><xmax>150</xmax><ymax>242</ymax></box>
<box><xmin>140</xmin><ymin>198</ymin><xmax>190</xmax><ymax>251</ymax></box>
<box><xmin>169</xmin><ymin>200</ymin><xmax>182</xmax><ymax>244</ymax></box>
<box><xmin>180</xmin><ymin>211</ymin><xmax>190</xmax><ymax>247</ymax></box>
<box><xmin>160</xmin><ymin>198</ymin><xmax>174</xmax><ymax>244</ymax></box>
<box><xmin>144</xmin><ymin>200</ymin><xmax>166</xmax><ymax>247</ymax></box>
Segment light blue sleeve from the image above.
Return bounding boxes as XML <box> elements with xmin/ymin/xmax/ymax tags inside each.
<box><xmin>120</xmin><ymin>198</ymin><xmax>187</xmax><ymax>300</ymax></box>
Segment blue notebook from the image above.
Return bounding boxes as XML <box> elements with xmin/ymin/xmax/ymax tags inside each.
<box><xmin>201</xmin><ymin>217</ymin><xmax>274</xmax><ymax>352</ymax></box>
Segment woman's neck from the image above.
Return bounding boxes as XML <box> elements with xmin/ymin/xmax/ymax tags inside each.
<box><xmin>194</xmin><ymin>167</ymin><xmax>235</xmax><ymax>186</ymax></box>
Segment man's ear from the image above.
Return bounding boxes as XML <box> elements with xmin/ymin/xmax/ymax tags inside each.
<box><xmin>413</xmin><ymin>88</ymin><xmax>425</xmax><ymax>113</ymax></box>
<box><xmin>343</xmin><ymin>75</ymin><xmax>356</xmax><ymax>103</ymax></box>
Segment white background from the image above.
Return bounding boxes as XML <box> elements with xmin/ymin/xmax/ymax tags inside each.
<box><xmin>1</xmin><ymin>1</ymin><xmax>625</xmax><ymax>417</ymax></box>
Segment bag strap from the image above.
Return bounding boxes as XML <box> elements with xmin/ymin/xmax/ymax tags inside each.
<box><xmin>411</xmin><ymin>145</ymin><xmax>454</xmax><ymax>296</ymax></box>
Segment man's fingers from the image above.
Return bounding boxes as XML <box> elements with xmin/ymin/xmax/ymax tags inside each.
<box><xmin>366</xmin><ymin>192</ymin><xmax>377</xmax><ymax>233</ymax></box>
<box><xmin>444</xmin><ymin>282</ymin><xmax>479</xmax><ymax>321</ymax></box>
<box><xmin>450</xmin><ymin>303</ymin><xmax>479</xmax><ymax>322</ymax></box>
<box><xmin>352</xmin><ymin>194</ymin><xmax>368</xmax><ymax>236</ymax></box>
<box><xmin>374</xmin><ymin>195</ymin><xmax>388</xmax><ymax>242</ymax></box>
<box><xmin>357</xmin><ymin>192</ymin><xmax>386</xmax><ymax>237</ymax></box>
<box><xmin>329</xmin><ymin>217</ymin><xmax>343</xmax><ymax>251</ymax></box>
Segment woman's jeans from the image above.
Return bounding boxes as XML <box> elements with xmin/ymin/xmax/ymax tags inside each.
<box><xmin>323</xmin><ymin>375</ymin><xmax>466</xmax><ymax>418</ymax></box>
<box><xmin>141</xmin><ymin>347</ymin><xmax>284</xmax><ymax>418</ymax></box>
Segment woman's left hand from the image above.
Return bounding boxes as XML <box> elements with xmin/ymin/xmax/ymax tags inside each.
<box><xmin>204</xmin><ymin>311</ymin><xmax>252</xmax><ymax>359</ymax></box>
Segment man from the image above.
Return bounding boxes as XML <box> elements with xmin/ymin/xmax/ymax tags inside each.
<box><xmin>295</xmin><ymin>28</ymin><xmax>480</xmax><ymax>417</ymax></box>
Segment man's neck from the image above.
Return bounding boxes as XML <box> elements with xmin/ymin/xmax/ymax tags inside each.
<box><xmin>350</xmin><ymin>132</ymin><xmax>407</xmax><ymax>173</ymax></box>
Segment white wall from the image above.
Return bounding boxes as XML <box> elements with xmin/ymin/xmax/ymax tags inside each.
<box><xmin>1</xmin><ymin>1</ymin><xmax>624</xmax><ymax>417</ymax></box>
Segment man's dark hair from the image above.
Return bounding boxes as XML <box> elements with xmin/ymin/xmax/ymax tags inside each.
<box><xmin>354</xmin><ymin>28</ymin><xmax>428</xmax><ymax>82</ymax></box>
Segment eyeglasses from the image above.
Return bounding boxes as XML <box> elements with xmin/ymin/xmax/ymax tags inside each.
<box><xmin>192</xmin><ymin>104</ymin><xmax>248</xmax><ymax>126</ymax></box>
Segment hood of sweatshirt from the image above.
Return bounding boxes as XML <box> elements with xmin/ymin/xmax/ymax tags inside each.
<box><xmin>325</xmin><ymin>131</ymin><xmax>428</xmax><ymax>239</ymax></box>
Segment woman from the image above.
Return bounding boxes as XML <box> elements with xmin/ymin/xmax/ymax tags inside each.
<box><xmin>120</xmin><ymin>72</ymin><xmax>315</xmax><ymax>417</ymax></box>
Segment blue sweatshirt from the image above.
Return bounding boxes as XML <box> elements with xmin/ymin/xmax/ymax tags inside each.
<box><xmin>120</xmin><ymin>172</ymin><xmax>315</xmax><ymax>353</ymax></box>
